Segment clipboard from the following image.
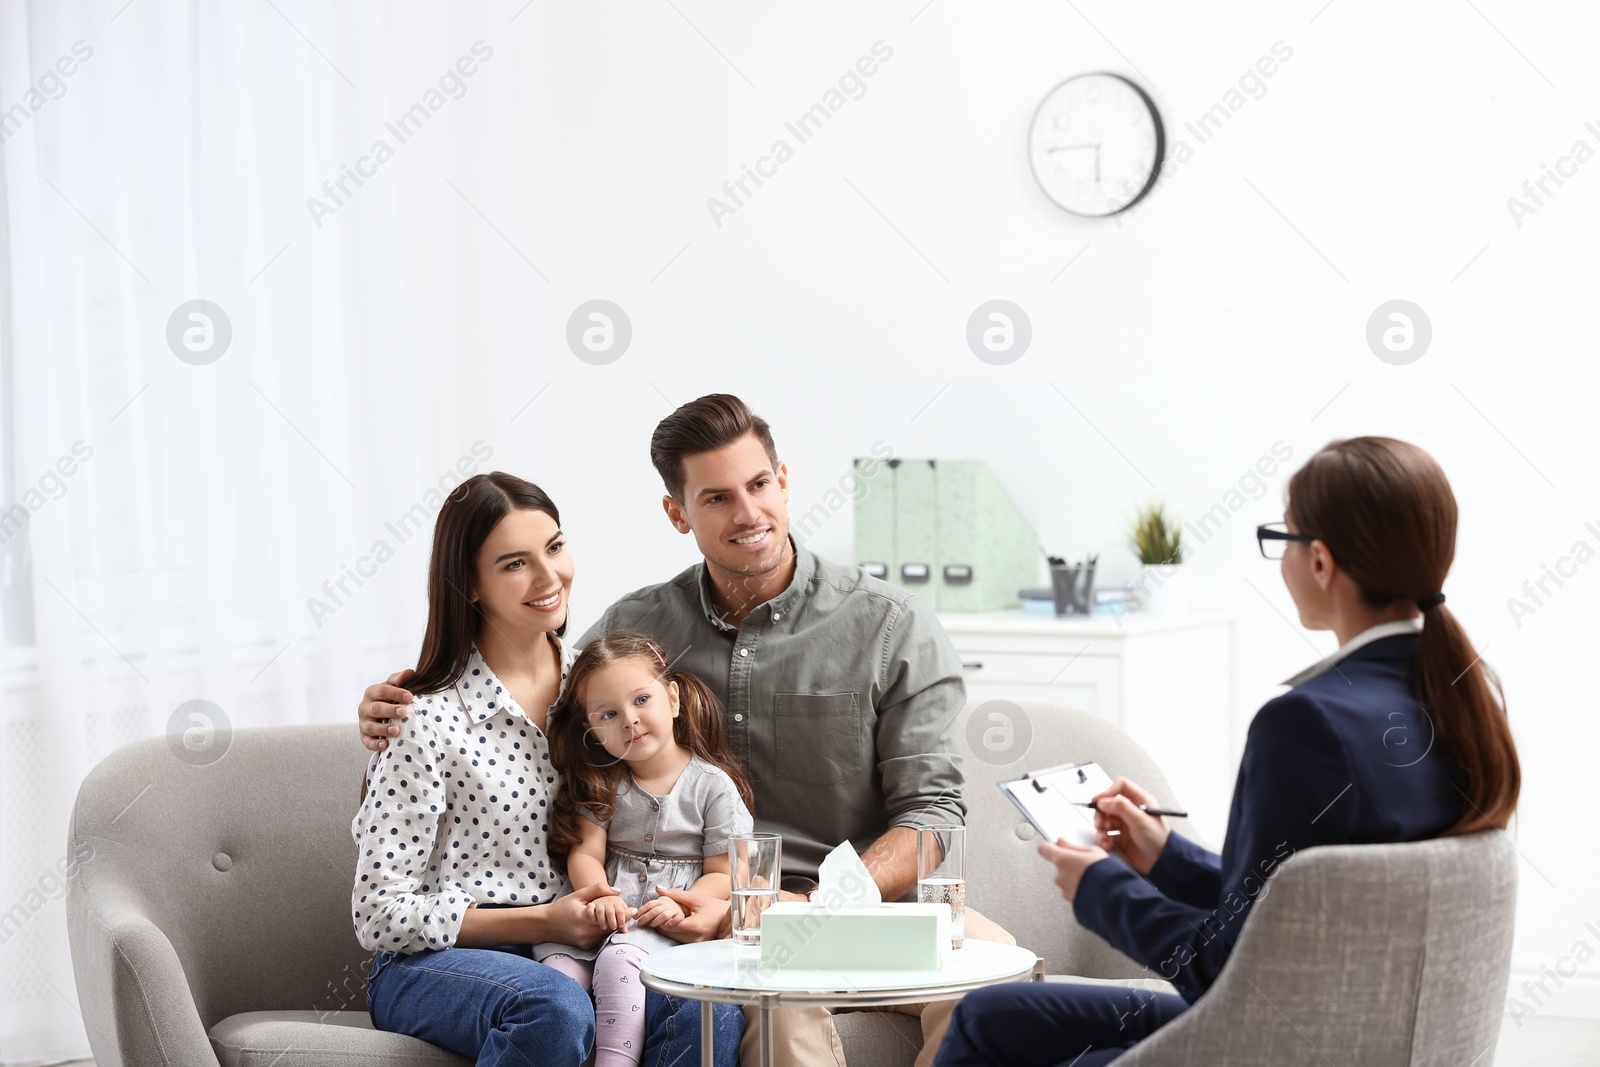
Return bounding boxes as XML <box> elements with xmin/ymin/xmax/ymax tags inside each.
<box><xmin>998</xmin><ymin>760</ymin><xmax>1114</xmax><ymax>847</ymax></box>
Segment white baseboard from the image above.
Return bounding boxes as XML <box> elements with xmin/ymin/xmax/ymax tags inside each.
<box><xmin>1505</xmin><ymin>967</ymin><xmax>1600</xmax><ymax>1023</ymax></box>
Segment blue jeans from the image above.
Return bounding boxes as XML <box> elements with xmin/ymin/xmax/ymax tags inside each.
<box><xmin>368</xmin><ymin>943</ymin><xmax>743</xmax><ymax>1067</ymax></box>
<box><xmin>933</xmin><ymin>980</ymin><xmax>1188</xmax><ymax>1067</ymax></box>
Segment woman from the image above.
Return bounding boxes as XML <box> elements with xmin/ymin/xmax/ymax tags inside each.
<box><xmin>350</xmin><ymin>472</ymin><xmax>743</xmax><ymax>1067</ymax></box>
<box><xmin>935</xmin><ymin>437</ymin><xmax>1520</xmax><ymax>1066</ymax></box>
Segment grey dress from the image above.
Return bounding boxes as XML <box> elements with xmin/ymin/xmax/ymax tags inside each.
<box><xmin>536</xmin><ymin>755</ymin><xmax>753</xmax><ymax>958</ymax></box>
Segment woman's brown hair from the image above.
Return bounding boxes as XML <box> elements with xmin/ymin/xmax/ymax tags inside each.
<box><xmin>547</xmin><ymin>630</ymin><xmax>755</xmax><ymax>861</ymax></box>
<box><xmin>1287</xmin><ymin>436</ymin><xmax>1519</xmax><ymax>832</ymax></box>
<box><xmin>409</xmin><ymin>472</ymin><xmax>566</xmax><ymax>696</ymax></box>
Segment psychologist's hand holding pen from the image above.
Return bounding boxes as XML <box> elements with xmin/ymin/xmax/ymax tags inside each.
<box><xmin>1079</xmin><ymin>778</ymin><xmax>1175</xmax><ymax>876</ymax></box>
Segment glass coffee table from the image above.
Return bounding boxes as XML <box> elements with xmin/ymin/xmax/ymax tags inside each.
<box><xmin>640</xmin><ymin>939</ymin><xmax>1040</xmax><ymax>1067</ymax></box>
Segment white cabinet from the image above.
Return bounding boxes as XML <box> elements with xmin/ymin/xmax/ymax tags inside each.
<box><xmin>938</xmin><ymin>610</ymin><xmax>1234</xmax><ymax>843</ymax></box>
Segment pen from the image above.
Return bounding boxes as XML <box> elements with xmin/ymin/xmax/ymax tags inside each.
<box><xmin>1073</xmin><ymin>800</ymin><xmax>1188</xmax><ymax>818</ymax></box>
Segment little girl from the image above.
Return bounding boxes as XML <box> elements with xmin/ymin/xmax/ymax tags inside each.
<box><xmin>541</xmin><ymin>629</ymin><xmax>755</xmax><ymax>1067</ymax></box>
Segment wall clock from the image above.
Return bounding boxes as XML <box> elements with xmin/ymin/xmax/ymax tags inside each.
<box><xmin>1028</xmin><ymin>72</ymin><xmax>1164</xmax><ymax>217</ymax></box>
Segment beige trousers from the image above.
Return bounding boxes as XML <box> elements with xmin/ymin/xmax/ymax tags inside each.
<box><xmin>737</xmin><ymin>909</ymin><xmax>1016</xmax><ymax>1067</ymax></box>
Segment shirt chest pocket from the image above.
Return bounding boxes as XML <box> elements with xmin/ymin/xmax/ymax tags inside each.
<box><xmin>773</xmin><ymin>693</ymin><xmax>865</xmax><ymax>786</ymax></box>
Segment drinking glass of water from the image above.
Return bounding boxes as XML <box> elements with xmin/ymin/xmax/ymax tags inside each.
<box><xmin>917</xmin><ymin>826</ymin><xmax>966</xmax><ymax>950</ymax></box>
<box><xmin>730</xmin><ymin>832</ymin><xmax>781</xmax><ymax>945</ymax></box>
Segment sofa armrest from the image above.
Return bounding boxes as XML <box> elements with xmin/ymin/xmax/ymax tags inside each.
<box><xmin>67</xmin><ymin>840</ymin><xmax>219</xmax><ymax>1067</ymax></box>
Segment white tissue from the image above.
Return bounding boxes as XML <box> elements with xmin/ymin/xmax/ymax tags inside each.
<box><xmin>813</xmin><ymin>840</ymin><xmax>882</xmax><ymax>910</ymax></box>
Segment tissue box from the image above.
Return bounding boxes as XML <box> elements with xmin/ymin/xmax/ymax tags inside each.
<box><xmin>759</xmin><ymin>903</ymin><xmax>951</xmax><ymax>971</ymax></box>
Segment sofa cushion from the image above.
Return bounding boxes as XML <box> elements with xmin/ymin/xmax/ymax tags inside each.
<box><xmin>210</xmin><ymin>1010</ymin><xmax>471</xmax><ymax>1067</ymax></box>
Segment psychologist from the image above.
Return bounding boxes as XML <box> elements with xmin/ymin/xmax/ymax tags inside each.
<box><xmin>935</xmin><ymin>435</ymin><xmax>1522</xmax><ymax>1067</ymax></box>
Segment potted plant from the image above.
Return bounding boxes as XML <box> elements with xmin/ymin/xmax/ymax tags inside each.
<box><xmin>1128</xmin><ymin>502</ymin><xmax>1188</xmax><ymax>615</ymax></box>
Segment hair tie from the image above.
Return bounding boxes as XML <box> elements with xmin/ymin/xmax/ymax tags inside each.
<box><xmin>646</xmin><ymin>641</ymin><xmax>667</xmax><ymax>667</ymax></box>
<box><xmin>1418</xmin><ymin>592</ymin><xmax>1446</xmax><ymax>611</ymax></box>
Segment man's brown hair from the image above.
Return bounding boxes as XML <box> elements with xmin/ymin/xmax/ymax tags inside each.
<box><xmin>650</xmin><ymin>393</ymin><xmax>779</xmax><ymax>503</ymax></box>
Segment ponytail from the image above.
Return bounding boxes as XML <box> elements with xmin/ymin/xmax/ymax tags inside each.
<box><xmin>1415</xmin><ymin>604</ymin><xmax>1520</xmax><ymax>832</ymax></box>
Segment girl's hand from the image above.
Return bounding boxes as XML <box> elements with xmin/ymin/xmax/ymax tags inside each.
<box><xmin>1038</xmin><ymin>838</ymin><xmax>1110</xmax><ymax>903</ymax></box>
<box><xmin>1090</xmin><ymin>777</ymin><xmax>1172</xmax><ymax>876</ymax></box>
<box><xmin>634</xmin><ymin>890</ymin><xmax>687</xmax><ymax>929</ymax></box>
<box><xmin>587</xmin><ymin>889</ymin><xmax>634</xmax><ymax>932</ymax></box>
<box><xmin>545</xmin><ymin>882</ymin><xmax>620</xmax><ymax>949</ymax></box>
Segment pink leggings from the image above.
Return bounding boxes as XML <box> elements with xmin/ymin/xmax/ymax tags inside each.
<box><xmin>543</xmin><ymin>943</ymin><xmax>650</xmax><ymax>1067</ymax></box>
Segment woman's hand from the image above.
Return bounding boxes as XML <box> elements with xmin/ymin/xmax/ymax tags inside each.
<box><xmin>634</xmin><ymin>891</ymin><xmax>687</xmax><ymax>930</ymax></box>
<box><xmin>1090</xmin><ymin>777</ymin><xmax>1172</xmax><ymax>876</ymax></box>
<box><xmin>1038</xmin><ymin>838</ymin><xmax>1110</xmax><ymax>903</ymax></box>
<box><xmin>543</xmin><ymin>882</ymin><xmax>621</xmax><ymax>949</ymax></box>
<box><xmin>457</xmin><ymin>883</ymin><xmax>620</xmax><ymax>949</ymax></box>
<box><xmin>651</xmin><ymin>886</ymin><xmax>732</xmax><ymax>943</ymax></box>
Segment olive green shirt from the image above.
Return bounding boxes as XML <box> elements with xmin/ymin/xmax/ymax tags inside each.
<box><xmin>576</xmin><ymin>537</ymin><xmax>966</xmax><ymax>888</ymax></box>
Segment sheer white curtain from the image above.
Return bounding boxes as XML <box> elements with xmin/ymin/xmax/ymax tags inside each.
<box><xmin>0</xmin><ymin>2</ymin><xmax>546</xmax><ymax>1057</ymax></box>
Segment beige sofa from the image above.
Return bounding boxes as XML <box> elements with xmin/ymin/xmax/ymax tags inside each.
<box><xmin>66</xmin><ymin>701</ymin><xmax>1515</xmax><ymax>1066</ymax></box>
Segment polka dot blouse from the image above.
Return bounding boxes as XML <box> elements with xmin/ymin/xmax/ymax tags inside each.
<box><xmin>351</xmin><ymin>639</ymin><xmax>576</xmax><ymax>954</ymax></box>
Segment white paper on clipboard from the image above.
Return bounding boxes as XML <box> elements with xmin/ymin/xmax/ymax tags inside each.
<box><xmin>998</xmin><ymin>760</ymin><xmax>1115</xmax><ymax>847</ymax></box>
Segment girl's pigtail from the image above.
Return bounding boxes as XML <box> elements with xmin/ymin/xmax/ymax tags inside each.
<box><xmin>672</xmin><ymin>670</ymin><xmax>755</xmax><ymax>814</ymax></box>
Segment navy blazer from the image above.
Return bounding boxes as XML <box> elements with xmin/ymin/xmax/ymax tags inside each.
<box><xmin>1072</xmin><ymin>632</ymin><xmax>1464</xmax><ymax>1004</ymax></box>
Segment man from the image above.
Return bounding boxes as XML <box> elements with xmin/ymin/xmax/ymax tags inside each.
<box><xmin>358</xmin><ymin>393</ymin><xmax>1011</xmax><ymax>1066</ymax></box>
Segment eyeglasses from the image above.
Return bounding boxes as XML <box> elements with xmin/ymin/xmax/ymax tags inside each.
<box><xmin>1256</xmin><ymin>522</ymin><xmax>1316</xmax><ymax>560</ymax></box>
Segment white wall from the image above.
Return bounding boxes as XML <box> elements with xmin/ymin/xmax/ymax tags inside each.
<box><xmin>9</xmin><ymin>2</ymin><xmax>1596</xmax><ymax>1042</ymax></box>
<box><xmin>510</xmin><ymin>0</ymin><xmax>1599</xmax><ymax>1013</ymax></box>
